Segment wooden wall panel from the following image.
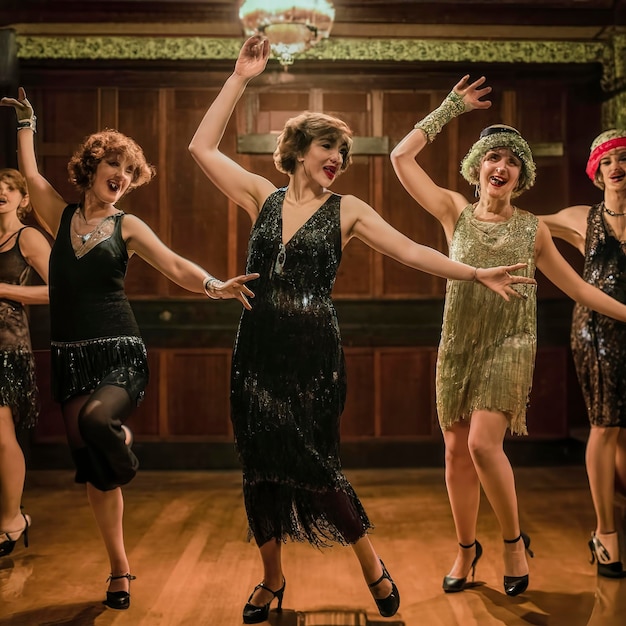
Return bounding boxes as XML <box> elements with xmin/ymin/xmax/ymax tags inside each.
<box><xmin>526</xmin><ymin>347</ymin><xmax>568</xmax><ymax>438</ymax></box>
<box><xmin>164</xmin><ymin>350</ymin><xmax>231</xmax><ymax>438</ymax></box>
<box><xmin>378</xmin><ymin>348</ymin><xmax>437</xmax><ymax>437</ymax></box>
<box><xmin>383</xmin><ymin>90</ymin><xmax>448</xmax><ymax>298</ymax></box>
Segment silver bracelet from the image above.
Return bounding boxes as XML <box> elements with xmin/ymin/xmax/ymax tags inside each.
<box><xmin>17</xmin><ymin>115</ymin><xmax>37</xmax><ymax>133</ymax></box>
<box><xmin>203</xmin><ymin>275</ymin><xmax>224</xmax><ymax>300</ymax></box>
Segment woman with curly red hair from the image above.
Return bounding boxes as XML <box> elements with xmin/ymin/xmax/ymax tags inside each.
<box><xmin>1</xmin><ymin>90</ymin><xmax>258</xmax><ymax>609</ymax></box>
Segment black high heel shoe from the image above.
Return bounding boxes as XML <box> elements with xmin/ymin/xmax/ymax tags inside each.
<box><xmin>442</xmin><ymin>540</ymin><xmax>483</xmax><ymax>593</ymax></box>
<box><xmin>368</xmin><ymin>558</ymin><xmax>400</xmax><ymax>618</ymax></box>
<box><xmin>588</xmin><ymin>531</ymin><xmax>626</xmax><ymax>578</ymax></box>
<box><xmin>103</xmin><ymin>573</ymin><xmax>136</xmax><ymax>610</ymax></box>
<box><xmin>0</xmin><ymin>512</ymin><xmax>30</xmax><ymax>557</ymax></box>
<box><xmin>242</xmin><ymin>578</ymin><xmax>286</xmax><ymax>624</ymax></box>
<box><xmin>503</xmin><ymin>531</ymin><xmax>534</xmax><ymax>596</ymax></box>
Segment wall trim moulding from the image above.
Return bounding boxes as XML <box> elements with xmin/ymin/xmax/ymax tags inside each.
<box><xmin>15</xmin><ymin>34</ymin><xmax>626</xmax><ymax>125</ymax></box>
<box><xmin>16</xmin><ymin>34</ymin><xmax>607</xmax><ymax>67</ymax></box>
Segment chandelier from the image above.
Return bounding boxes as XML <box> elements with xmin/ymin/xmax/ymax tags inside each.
<box><xmin>239</xmin><ymin>0</ymin><xmax>336</xmax><ymax>68</ymax></box>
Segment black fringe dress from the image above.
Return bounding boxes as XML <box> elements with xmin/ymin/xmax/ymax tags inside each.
<box><xmin>230</xmin><ymin>189</ymin><xmax>372</xmax><ymax>548</ymax></box>
<box><xmin>571</xmin><ymin>202</ymin><xmax>626</xmax><ymax>427</ymax></box>
<box><xmin>0</xmin><ymin>228</ymin><xmax>39</xmax><ymax>429</ymax></box>
<box><xmin>49</xmin><ymin>205</ymin><xmax>148</xmax><ymax>406</ymax></box>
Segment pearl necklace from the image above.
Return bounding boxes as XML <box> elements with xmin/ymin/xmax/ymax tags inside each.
<box><xmin>603</xmin><ymin>204</ymin><xmax>626</xmax><ymax>217</ymax></box>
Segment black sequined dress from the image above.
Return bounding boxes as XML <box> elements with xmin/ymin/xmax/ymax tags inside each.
<box><xmin>231</xmin><ymin>188</ymin><xmax>372</xmax><ymax>547</ymax></box>
<box><xmin>571</xmin><ymin>203</ymin><xmax>626</xmax><ymax>427</ymax></box>
<box><xmin>0</xmin><ymin>228</ymin><xmax>39</xmax><ymax>429</ymax></box>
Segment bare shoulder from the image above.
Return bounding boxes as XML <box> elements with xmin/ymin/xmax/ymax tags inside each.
<box><xmin>19</xmin><ymin>226</ymin><xmax>51</xmax><ymax>249</ymax></box>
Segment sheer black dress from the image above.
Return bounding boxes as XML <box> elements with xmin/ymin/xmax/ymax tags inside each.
<box><xmin>231</xmin><ymin>188</ymin><xmax>372</xmax><ymax>547</ymax></box>
<box><xmin>0</xmin><ymin>228</ymin><xmax>39</xmax><ymax>429</ymax></box>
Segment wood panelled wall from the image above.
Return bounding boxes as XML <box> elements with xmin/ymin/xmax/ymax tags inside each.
<box><xmin>4</xmin><ymin>62</ymin><xmax>604</xmax><ymax>463</ymax></box>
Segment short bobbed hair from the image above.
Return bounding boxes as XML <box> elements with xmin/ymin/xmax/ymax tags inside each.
<box><xmin>67</xmin><ymin>129</ymin><xmax>155</xmax><ymax>194</ymax></box>
<box><xmin>273</xmin><ymin>111</ymin><xmax>353</xmax><ymax>175</ymax></box>
<box><xmin>0</xmin><ymin>167</ymin><xmax>31</xmax><ymax>221</ymax></box>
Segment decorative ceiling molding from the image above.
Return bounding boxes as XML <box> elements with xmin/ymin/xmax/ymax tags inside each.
<box><xmin>17</xmin><ymin>35</ymin><xmax>606</xmax><ymax>65</ymax></box>
<box><xmin>14</xmin><ymin>33</ymin><xmax>626</xmax><ymax>126</ymax></box>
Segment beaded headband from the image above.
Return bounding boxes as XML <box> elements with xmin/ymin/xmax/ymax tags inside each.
<box><xmin>585</xmin><ymin>129</ymin><xmax>626</xmax><ymax>180</ymax></box>
<box><xmin>460</xmin><ymin>124</ymin><xmax>536</xmax><ymax>197</ymax></box>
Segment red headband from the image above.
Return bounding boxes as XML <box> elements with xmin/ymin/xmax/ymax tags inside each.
<box><xmin>586</xmin><ymin>137</ymin><xmax>626</xmax><ymax>180</ymax></box>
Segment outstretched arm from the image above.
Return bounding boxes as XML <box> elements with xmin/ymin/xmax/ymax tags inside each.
<box><xmin>390</xmin><ymin>75</ymin><xmax>492</xmax><ymax>239</ymax></box>
<box><xmin>537</xmin><ymin>205</ymin><xmax>590</xmax><ymax>255</ymax></box>
<box><xmin>188</xmin><ymin>36</ymin><xmax>276</xmax><ymax>222</ymax></box>
<box><xmin>0</xmin><ymin>89</ymin><xmax>66</xmax><ymax>236</ymax></box>
<box><xmin>345</xmin><ymin>195</ymin><xmax>535</xmax><ymax>301</ymax></box>
<box><xmin>122</xmin><ymin>215</ymin><xmax>258</xmax><ymax>309</ymax></box>
<box><xmin>535</xmin><ymin>220</ymin><xmax>626</xmax><ymax>321</ymax></box>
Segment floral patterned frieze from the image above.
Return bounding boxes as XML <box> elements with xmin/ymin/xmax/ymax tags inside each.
<box><xmin>17</xmin><ymin>35</ymin><xmax>605</xmax><ymax>65</ymax></box>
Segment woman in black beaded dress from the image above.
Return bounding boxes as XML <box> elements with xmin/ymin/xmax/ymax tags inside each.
<box><xmin>189</xmin><ymin>35</ymin><xmax>535</xmax><ymax>623</ymax></box>
<box><xmin>1</xmin><ymin>90</ymin><xmax>258</xmax><ymax>609</ymax></box>
<box><xmin>541</xmin><ymin>130</ymin><xmax>626</xmax><ymax>579</ymax></box>
<box><xmin>0</xmin><ymin>168</ymin><xmax>50</xmax><ymax>558</ymax></box>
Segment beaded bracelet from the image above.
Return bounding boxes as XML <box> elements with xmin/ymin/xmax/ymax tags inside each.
<box><xmin>413</xmin><ymin>91</ymin><xmax>465</xmax><ymax>143</ymax></box>
<box><xmin>17</xmin><ymin>115</ymin><xmax>37</xmax><ymax>133</ymax></box>
<box><xmin>203</xmin><ymin>275</ymin><xmax>224</xmax><ymax>300</ymax></box>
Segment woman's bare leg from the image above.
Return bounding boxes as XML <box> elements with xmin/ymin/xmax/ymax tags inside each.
<box><xmin>468</xmin><ymin>410</ymin><xmax>527</xmax><ymax>578</ymax></box>
<box><xmin>443</xmin><ymin>421</ymin><xmax>481</xmax><ymax>578</ymax></box>
<box><xmin>0</xmin><ymin>407</ymin><xmax>27</xmax><ymax>533</ymax></box>
<box><xmin>87</xmin><ymin>483</ymin><xmax>131</xmax><ymax>593</ymax></box>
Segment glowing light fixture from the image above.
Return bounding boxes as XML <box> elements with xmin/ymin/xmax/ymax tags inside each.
<box><xmin>239</xmin><ymin>0</ymin><xmax>335</xmax><ymax>68</ymax></box>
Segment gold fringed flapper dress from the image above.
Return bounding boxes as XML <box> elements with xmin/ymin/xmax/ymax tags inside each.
<box><xmin>436</xmin><ymin>206</ymin><xmax>538</xmax><ymax>435</ymax></box>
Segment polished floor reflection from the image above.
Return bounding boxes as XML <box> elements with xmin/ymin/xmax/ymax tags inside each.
<box><xmin>0</xmin><ymin>467</ymin><xmax>625</xmax><ymax>625</ymax></box>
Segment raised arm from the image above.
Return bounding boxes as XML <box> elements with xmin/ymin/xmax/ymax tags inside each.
<box><xmin>535</xmin><ymin>220</ymin><xmax>626</xmax><ymax>321</ymax></box>
<box><xmin>344</xmin><ymin>195</ymin><xmax>535</xmax><ymax>301</ymax></box>
<box><xmin>390</xmin><ymin>75</ymin><xmax>492</xmax><ymax>238</ymax></box>
<box><xmin>537</xmin><ymin>204</ymin><xmax>590</xmax><ymax>255</ymax></box>
<box><xmin>188</xmin><ymin>36</ymin><xmax>276</xmax><ymax>221</ymax></box>
<box><xmin>122</xmin><ymin>215</ymin><xmax>258</xmax><ymax>309</ymax></box>
<box><xmin>0</xmin><ymin>89</ymin><xmax>66</xmax><ymax>236</ymax></box>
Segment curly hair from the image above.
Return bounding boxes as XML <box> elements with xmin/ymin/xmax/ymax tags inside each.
<box><xmin>273</xmin><ymin>111</ymin><xmax>353</xmax><ymax>175</ymax></box>
<box><xmin>67</xmin><ymin>129</ymin><xmax>155</xmax><ymax>194</ymax></box>
<box><xmin>0</xmin><ymin>168</ymin><xmax>31</xmax><ymax>221</ymax></box>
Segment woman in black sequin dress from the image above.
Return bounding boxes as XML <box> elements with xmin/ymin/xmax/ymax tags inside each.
<box><xmin>0</xmin><ymin>168</ymin><xmax>50</xmax><ymax>558</ymax></box>
<box><xmin>1</xmin><ymin>91</ymin><xmax>258</xmax><ymax>608</ymax></box>
<box><xmin>541</xmin><ymin>129</ymin><xmax>626</xmax><ymax>578</ymax></box>
<box><xmin>189</xmin><ymin>35</ymin><xmax>535</xmax><ymax>623</ymax></box>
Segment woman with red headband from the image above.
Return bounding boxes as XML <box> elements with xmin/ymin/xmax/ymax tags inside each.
<box><xmin>540</xmin><ymin>129</ymin><xmax>626</xmax><ymax>578</ymax></box>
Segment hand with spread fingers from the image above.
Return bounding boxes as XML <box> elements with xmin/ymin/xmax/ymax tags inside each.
<box><xmin>475</xmin><ymin>263</ymin><xmax>536</xmax><ymax>301</ymax></box>
<box><xmin>452</xmin><ymin>74</ymin><xmax>493</xmax><ymax>113</ymax></box>
<box><xmin>205</xmin><ymin>273</ymin><xmax>260</xmax><ymax>310</ymax></box>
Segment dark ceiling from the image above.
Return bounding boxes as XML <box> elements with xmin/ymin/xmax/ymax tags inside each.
<box><xmin>0</xmin><ymin>0</ymin><xmax>624</xmax><ymax>29</ymax></box>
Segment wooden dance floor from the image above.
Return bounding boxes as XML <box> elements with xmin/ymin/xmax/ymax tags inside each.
<box><xmin>1</xmin><ymin>467</ymin><xmax>625</xmax><ymax>626</ymax></box>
